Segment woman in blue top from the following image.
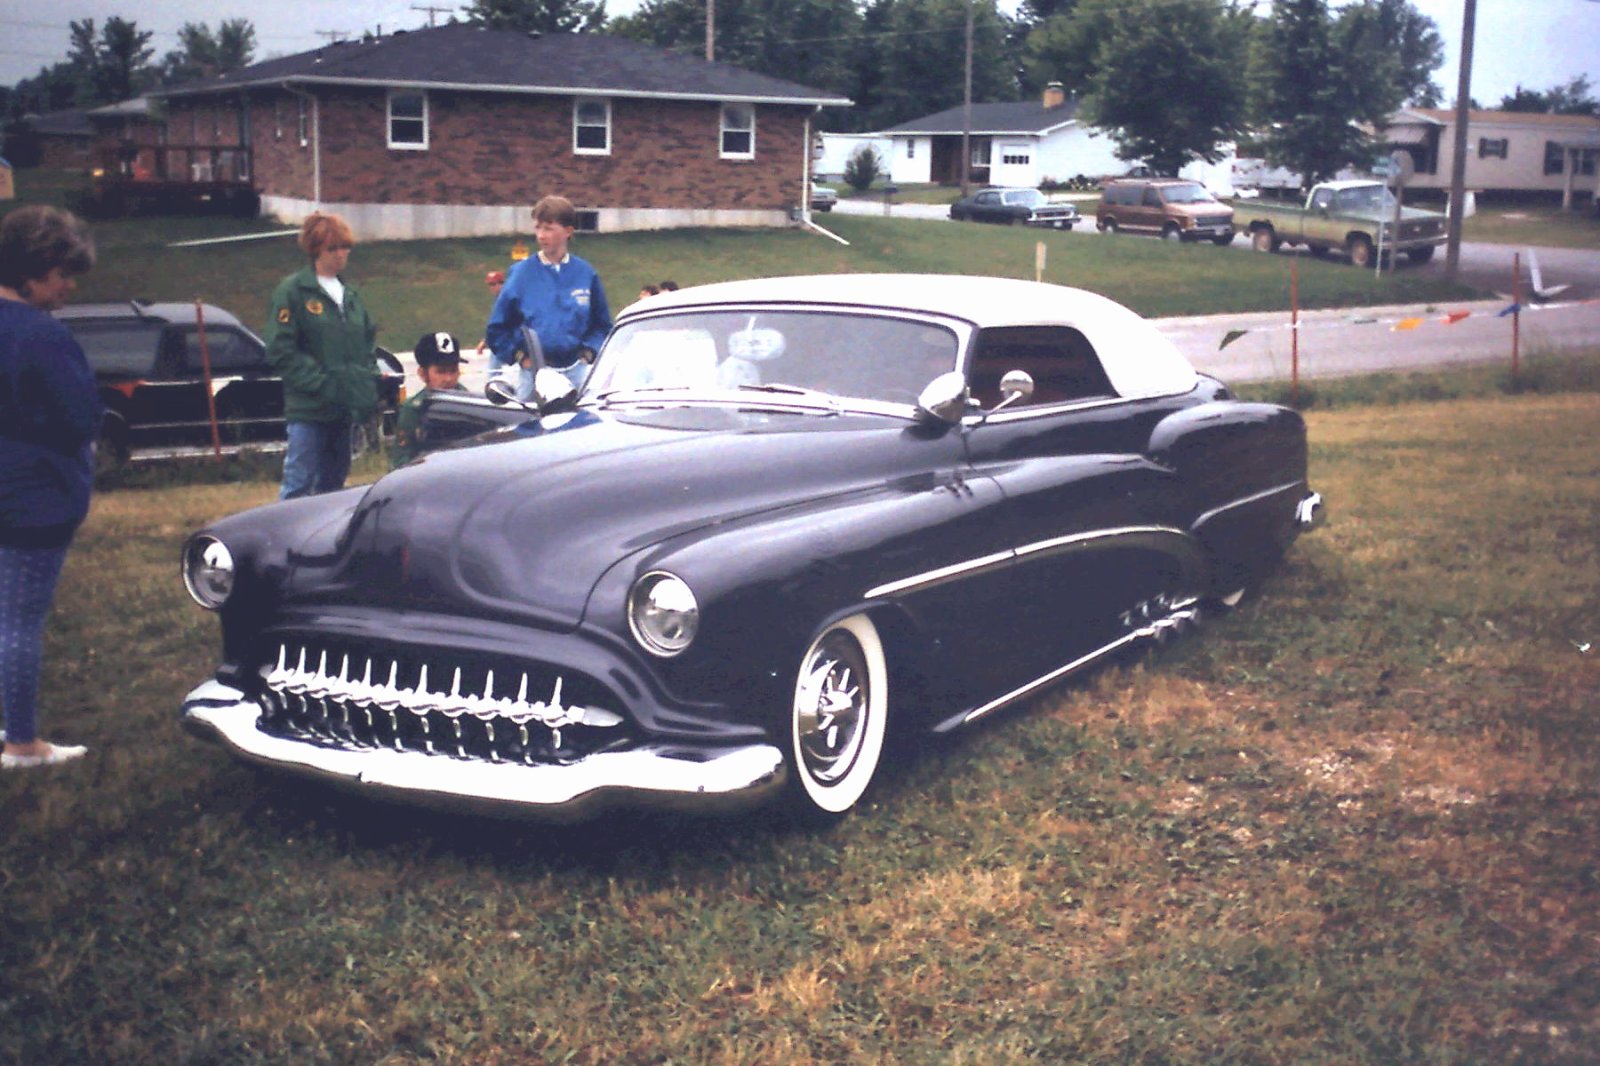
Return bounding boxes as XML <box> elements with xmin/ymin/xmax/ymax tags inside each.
<box><xmin>0</xmin><ymin>205</ymin><xmax>101</xmax><ymax>770</ymax></box>
<box><xmin>485</xmin><ymin>195</ymin><xmax>613</xmax><ymax>396</ymax></box>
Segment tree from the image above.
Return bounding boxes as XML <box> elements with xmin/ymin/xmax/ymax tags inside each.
<box><xmin>868</xmin><ymin>0</ymin><xmax>1018</xmax><ymax>130</ymax></box>
<box><xmin>1499</xmin><ymin>75</ymin><xmax>1598</xmax><ymax>116</ymax></box>
<box><xmin>1077</xmin><ymin>0</ymin><xmax>1250</xmax><ymax>176</ymax></box>
<box><xmin>1334</xmin><ymin>0</ymin><xmax>1443</xmax><ymax>109</ymax></box>
<box><xmin>465</xmin><ymin>0</ymin><xmax>609</xmax><ymax>34</ymax></box>
<box><xmin>613</xmin><ymin>0</ymin><xmax>873</xmax><ymax>129</ymax></box>
<box><xmin>1020</xmin><ymin>0</ymin><xmax>1111</xmax><ymax>97</ymax></box>
<box><xmin>1249</xmin><ymin>0</ymin><xmax>1398</xmax><ymax>187</ymax></box>
<box><xmin>842</xmin><ymin>143</ymin><xmax>884</xmax><ymax>190</ymax></box>
<box><xmin>614</xmin><ymin>0</ymin><xmax>862</xmax><ymax>105</ymax></box>
<box><xmin>68</xmin><ymin>17</ymin><xmax>156</xmax><ymax>105</ymax></box>
<box><xmin>160</xmin><ymin>20</ymin><xmax>257</xmax><ymax>86</ymax></box>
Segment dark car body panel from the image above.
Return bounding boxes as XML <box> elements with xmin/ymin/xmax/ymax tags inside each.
<box><xmin>58</xmin><ymin>301</ymin><xmax>403</xmax><ymax>461</ymax></box>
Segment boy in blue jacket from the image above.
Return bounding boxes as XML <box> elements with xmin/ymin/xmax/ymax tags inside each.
<box><xmin>485</xmin><ymin>196</ymin><xmax>612</xmax><ymax>397</ymax></box>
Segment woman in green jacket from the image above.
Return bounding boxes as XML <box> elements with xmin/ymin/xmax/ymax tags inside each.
<box><xmin>265</xmin><ymin>213</ymin><xmax>379</xmax><ymax>499</ymax></box>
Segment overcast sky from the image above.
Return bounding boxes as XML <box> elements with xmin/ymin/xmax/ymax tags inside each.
<box><xmin>3</xmin><ymin>0</ymin><xmax>1598</xmax><ymax>111</ymax></box>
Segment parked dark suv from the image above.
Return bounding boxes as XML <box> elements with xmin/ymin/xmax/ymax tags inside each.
<box><xmin>57</xmin><ymin>301</ymin><xmax>404</xmax><ymax>465</ymax></box>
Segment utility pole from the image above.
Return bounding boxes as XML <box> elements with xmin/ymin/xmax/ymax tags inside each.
<box><xmin>960</xmin><ymin>0</ymin><xmax>973</xmax><ymax>197</ymax></box>
<box><xmin>1445</xmin><ymin>0</ymin><xmax>1476</xmax><ymax>282</ymax></box>
<box><xmin>706</xmin><ymin>0</ymin><xmax>715</xmax><ymax>61</ymax></box>
<box><xmin>411</xmin><ymin>4</ymin><xmax>452</xmax><ymax>27</ymax></box>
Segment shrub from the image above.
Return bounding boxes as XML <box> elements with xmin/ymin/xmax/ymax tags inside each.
<box><xmin>843</xmin><ymin>145</ymin><xmax>884</xmax><ymax>192</ymax></box>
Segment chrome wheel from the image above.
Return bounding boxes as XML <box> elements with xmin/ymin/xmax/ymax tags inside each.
<box><xmin>789</xmin><ymin>614</ymin><xmax>888</xmax><ymax>816</ymax></box>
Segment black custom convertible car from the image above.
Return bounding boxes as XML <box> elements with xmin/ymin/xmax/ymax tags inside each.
<box><xmin>180</xmin><ymin>275</ymin><xmax>1323</xmax><ymax>822</ymax></box>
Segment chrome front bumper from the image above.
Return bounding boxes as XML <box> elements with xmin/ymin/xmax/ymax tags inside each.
<box><xmin>181</xmin><ymin>680</ymin><xmax>787</xmax><ymax>822</ymax></box>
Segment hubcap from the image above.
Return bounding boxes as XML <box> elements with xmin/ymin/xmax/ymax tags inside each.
<box><xmin>795</xmin><ymin>631</ymin><xmax>869</xmax><ymax>785</ymax></box>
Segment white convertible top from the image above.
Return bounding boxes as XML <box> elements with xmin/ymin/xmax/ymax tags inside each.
<box><xmin>623</xmin><ymin>274</ymin><xmax>1199</xmax><ymax>401</ymax></box>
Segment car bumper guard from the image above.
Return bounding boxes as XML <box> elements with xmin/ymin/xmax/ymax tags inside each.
<box><xmin>181</xmin><ymin>680</ymin><xmax>787</xmax><ymax>822</ymax></box>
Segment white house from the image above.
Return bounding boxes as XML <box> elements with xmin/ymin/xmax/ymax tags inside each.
<box><xmin>875</xmin><ymin>83</ymin><xmax>1125</xmax><ymax>188</ymax></box>
<box><xmin>814</xmin><ymin>132</ymin><xmax>893</xmax><ymax>182</ymax></box>
<box><xmin>1381</xmin><ymin>108</ymin><xmax>1600</xmax><ymax>207</ymax></box>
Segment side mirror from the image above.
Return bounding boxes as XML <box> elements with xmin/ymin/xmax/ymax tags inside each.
<box><xmin>531</xmin><ymin>367</ymin><xmax>577</xmax><ymax>412</ymax></box>
<box><xmin>915</xmin><ymin>371</ymin><xmax>969</xmax><ymax>424</ymax></box>
<box><xmin>485</xmin><ymin>367</ymin><xmax>577</xmax><ymax>415</ymax></box>
<box><xmin>485</xmin><ymin>375</ymin><xmax>520</xmax><ymax>406</ymax></box>
<box><xmin>995</xmin><ymin>369</ymin><xmax>1034</xmax><ymax>411</ymax></box>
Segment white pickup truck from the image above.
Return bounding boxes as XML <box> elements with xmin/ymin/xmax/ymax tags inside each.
<box><xmin>1234</xmin><ymin>180</ymin><xmax>1448</xmax><ymax>267</ymax></box>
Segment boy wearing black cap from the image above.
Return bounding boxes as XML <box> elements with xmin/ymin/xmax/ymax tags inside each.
<box><xmin>391</xmin><ymin>331</ymin><xmax>467</xmax><ymax>468</ymax></box>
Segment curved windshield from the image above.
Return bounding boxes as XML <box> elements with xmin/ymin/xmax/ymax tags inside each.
<box><xmin>1002</xmin><ymin>189</ymin><xmax>1048</xmax><ymax>207</ymax></box>
<box><xmin>589</xmin><ymin>310</ymin><xmax>962</xmax><ymax>408</ymax></box>
<box><xmin>1159</xmin><ymin>183</ymin><xmax>1214</xmax><ymax>204</ymax></box>
<box><xmin>1335</xmin><ymin>185</ymin><xmax>1398</xmax><ymax>213</ymax></box>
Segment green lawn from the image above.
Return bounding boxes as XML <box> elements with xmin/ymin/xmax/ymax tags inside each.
<box><xmin>3</xmin><ymin>371</ymin><xmax>1598</xmax><ymax>1064</ymax></box>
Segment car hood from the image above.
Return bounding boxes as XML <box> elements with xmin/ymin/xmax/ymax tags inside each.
<box><xmin>288</xmin><ymin>405</ymin><xmax>933</xmax><ymax>630</ymax></box>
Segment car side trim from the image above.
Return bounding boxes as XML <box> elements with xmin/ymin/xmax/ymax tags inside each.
<box><xmin>1190</xmin><ymin>479</ymin><xmax>1306</xmax><ymax>532</ymax></box>
<box><xmin>938</xmin><ymin>597</ymin><xmax>1202</xmax><ymax>733</ymax></box>
<box><xmin>1014</xmin><ymin>524</ymin><xmax>1191</xmax><ymax>559</ymax></box>
<box><xmin>863</xmin><ymin>525</ymin><xmax>1190</xmax><ymax>601</ymax></box>
<box><xmin>863</xmin><ymin>549</ymin><xmax>1015</xmax><ymax>600</ymax></box>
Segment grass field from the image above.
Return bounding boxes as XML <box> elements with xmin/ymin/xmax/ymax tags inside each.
<box><xmin>3</xmin><ymin>361</ymin><xmax>1598</xmax><ymax>1063</ymax></box>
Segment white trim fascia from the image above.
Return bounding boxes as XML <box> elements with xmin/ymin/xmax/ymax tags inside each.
<box><xmin>890</xmin><ymin>125</ymin><xmax>1067</xmax><ymax>138</ymax></box>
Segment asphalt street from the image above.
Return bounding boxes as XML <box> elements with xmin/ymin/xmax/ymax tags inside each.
<box><xmin>823</xmin><ymin>198</ymin><xmax>1600</xmax><ymax>384</ymax></box>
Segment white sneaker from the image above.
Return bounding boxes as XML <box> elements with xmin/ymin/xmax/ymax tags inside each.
<box><xmin>1</xmin><ymin>743</ymin><xmax>88</xmax><ymax>769</ymax></box>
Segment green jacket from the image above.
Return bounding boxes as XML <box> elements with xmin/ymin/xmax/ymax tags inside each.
<box><xmin>265</xmin><ymin>266</ymin><xmax>379</xmax><ymax>424</ymax></box>
<box><xmin>389</xmin><ymin>384</ymin><xmax>467</xmax><ymax>469</ymax></box>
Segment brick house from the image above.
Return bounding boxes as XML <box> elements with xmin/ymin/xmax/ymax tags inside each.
<box><xmin>18</xmin><ymin>109</ymin><xmax>95</xmax><ymax>170</ymax></box>
<box><xmin>153</xmin><ymin>24</ymin><xmax>850</xmax><ymax>237</ymax></box>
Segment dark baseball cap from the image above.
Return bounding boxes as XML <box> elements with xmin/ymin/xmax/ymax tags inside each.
<box><xmin>414</xmin><ymin>331</ymin><xmax>466</xmax><ymax>366</ymax></box>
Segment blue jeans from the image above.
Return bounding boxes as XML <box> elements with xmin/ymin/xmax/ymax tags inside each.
<box><xmin>281</xmin><ymin>420</ymin><xmax>353</xmax><ymax>500</ymax></box>
<box><xmin>0</xmin><ymin>543</ymin><xmax>71</xmax><ymax>746</ymax></box>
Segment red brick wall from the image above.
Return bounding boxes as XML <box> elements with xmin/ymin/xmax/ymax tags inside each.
<box><xmin>38</xmin><ymin>136</ymin><xmax>92</xmax><ymax>171</ymax></box>
<box><xmin>245</xmin><ymin>92</ymin><xmax>316</xmax><ymax>199</ymax></box>
<box><xmin>174</xmin><ymin>87</ymin><xmax>811</xmax><ymax>212</ymax></box>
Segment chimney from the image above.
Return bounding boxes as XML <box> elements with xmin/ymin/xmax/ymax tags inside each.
<box><xmin>1042</xmin><ymin>81</ymin><xmax>1066</xmax><ymax>110</ymax></box>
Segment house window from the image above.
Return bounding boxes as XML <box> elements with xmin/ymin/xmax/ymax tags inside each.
<box><xmin>1545</xmin><ymin>140</ymin><xmax>1565</xmax><ymax>175</ymax></box>
<box><xmin>720</xmin><ymin>103</ymin><xmax>754</xmax><ymax>159</ymax></box>
<box><xmin>1001</xmin><ymin>144</ymin><xmax>1031</xmax><ymax>167</ymax></box>
<box><xmin>907</xmin><ymin>138</ymin><xmax>916</xmax><ymax>159</ymax></box>
<box><xmin>970</xmin><ymin>140</ymin><xmax>990</xmax><ymax>168</ymax></box>
<box><xmin>574</xmin><ymin>98</ymin><xmax>610</xmax><ymax>155</ymax></box>
<box><xmin>388</xmin><ymin>90</ymin><xmax>428</xmax><ymax>150</ymax></box>
<box><xmin>1477</xmin><ymin>137</ymin><xmax>1507</xmax><ymax>160</ymax></box>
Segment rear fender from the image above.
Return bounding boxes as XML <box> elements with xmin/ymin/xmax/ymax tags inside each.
<box><xmin>1148</xmin><ymin>402</ymin><xmax>1309</xmax><ymax>594</ymax></box>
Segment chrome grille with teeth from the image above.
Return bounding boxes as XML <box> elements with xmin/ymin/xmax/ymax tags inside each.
<box><xmin>257</xmin><ymin>643</ymin><xmax>630</xmax><ymax>764</ymax></box>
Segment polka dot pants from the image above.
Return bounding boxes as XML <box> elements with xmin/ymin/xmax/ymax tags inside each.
<box><xmin>0</xmin><ymin>543</ymin><xmax>70</xmax><ymax>746</ymax></box>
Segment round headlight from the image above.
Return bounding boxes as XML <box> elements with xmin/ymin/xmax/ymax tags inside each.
<box><xmin>628</xmin><ymin>571</ymin><xmax>699</xmax><ymax>657</ymax></box>
<box><xmin>183</xmin><ymin>535</ymin><xmax>235</xmax><ymax>610</ymax></box>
